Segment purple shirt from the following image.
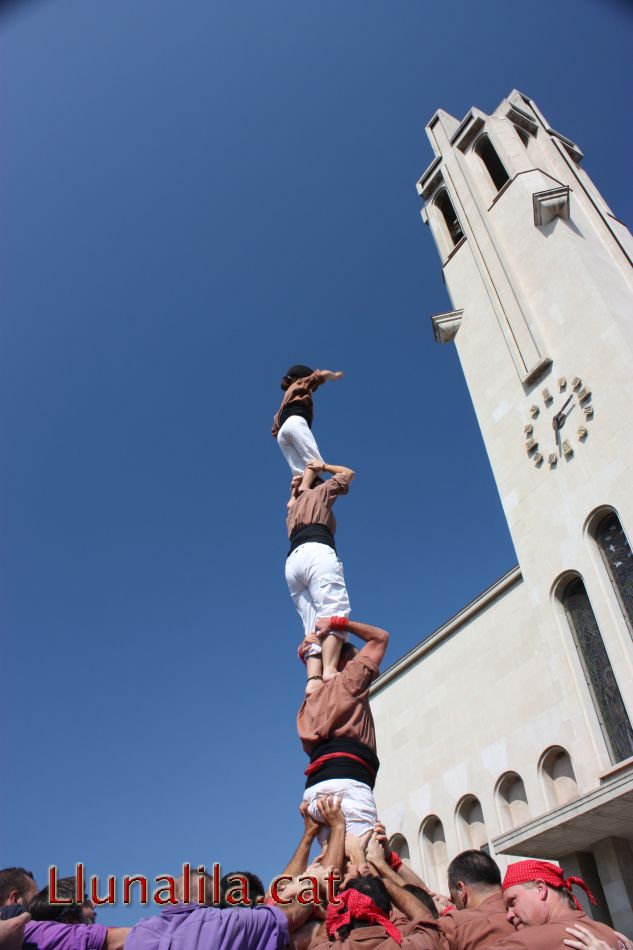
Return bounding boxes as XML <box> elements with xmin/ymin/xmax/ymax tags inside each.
<box><xmin>125</xmin><ymin>903</ymin><xmax>289</xmax><ymax>950</ymax></box>
<box><xmin>23</xmin><ymin>921</ymin><xmax>107</xmax><ymax>950</ymax></box>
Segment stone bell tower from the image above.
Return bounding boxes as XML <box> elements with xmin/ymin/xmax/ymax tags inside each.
<box><xmin>417</xmin><ymin>90</ymin><xmax>633</xmax><ymax>590</ymax></box>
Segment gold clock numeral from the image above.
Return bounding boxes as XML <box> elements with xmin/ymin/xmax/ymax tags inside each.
<box><xmin>534</xmin><ymin>452</ymin><xmax>543</xmax><ymax>465</ymax></box>
<box><xmin>530</xmin><ymin>405</ymin><xmax>540</xmax><ymax>418</ymax></box>
<box><xmin>572</xmin><ymin>376</ymin><xmax>582</xmax><ymax>390</ymax></box>
<box><xmin>584</xmin><ymin>405</ymin><xmax>594</xmax><ymax>419</ymax></box>
<box><xmin>542</xmin><ymin>388</ymin><xmax>553</xmax><ymax>404</ymax></box>
<box><xmin>577</xmin><ymin>426</ymin><xmax>588</xmax><ymax>439</ymax></box>
<box><xmin>558</xmin><ymin>377</ymin><xmax>566</xmax><ymax>390</ymax></box>
<box><xmin>577</xmin><ymin>386</ymin><xmax>591</xmax><ymax>402</ymax></box>
<box><xmin>548</xmin><ymin>453</ymin><xmax>557</xmax><ymax>466</ymax></box>
<box><xmin>526</xmin><ymin>438</ymin><xmax>538</xmax><ymax>453</ymax></box>
<box><xmin>562</xmin><ymin>439</ymin><xmax>573</xmax><ymax>457</ymax></box>
<box><xmin>524</xmin><ymin>424</ymin><xmax>534</xmax><ymax>435</ymax></box>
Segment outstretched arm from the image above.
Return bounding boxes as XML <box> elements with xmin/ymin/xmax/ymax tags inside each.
<box><xmin>346</xmin><ymin>620</ymin><xmax>389</xmax><ymax>667</ymax></box>
<box><xmin>314</xmin><ymin>618</ymin><xmax>389</xmax><ymax>668</ymax></box>
<box><xmin>277</xmin><ymin>807</ymin><xmax>321</xmax><ymax>881</ymax></box>
<box><xmin>317</xmin><ymin>370</ymin><xmax>344</xmax><ymax>384</ymax></box>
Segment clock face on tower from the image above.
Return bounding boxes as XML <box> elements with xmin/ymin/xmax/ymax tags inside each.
<box><xmin>523</xmin><ymin>376</ymin><xmax>594</xmax><ymax>468</ymax></box>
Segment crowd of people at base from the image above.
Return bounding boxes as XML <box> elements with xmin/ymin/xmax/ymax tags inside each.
<box><xmin>4</xmin><ymin>368</ymin><xmax>632</xmax><ymax>950</ymax></box>
<box><xmin>1</xmin><ymin>851</ymin><xmax>632</xmax><ymax>950</ymax></box>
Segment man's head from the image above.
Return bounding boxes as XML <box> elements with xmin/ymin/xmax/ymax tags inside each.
<box><xmin>28</xmin><ymin>878</ymin><xmax>84</xmax><ymax>923</ymax></box>
<box><xmin>0</xmin><ymin>870</ymin><xmax>38</xmax><ymax>908</ymax></box>
<box><xmin>502</xmin><ymin>860</ymin><xmax>590</xmax><ymax>929</ymax></box>
<box><xmin>219</xmin><ymin>871</ymin><xmax>265</xmax><ymax>908</ymax></box>
<box><xmin>80</xmin><ymin>901</ymin><xmax>97</xmax><ymax>925</ymax></box>
<box><xmin>174</xmin><ymin>871</ymin><xmax>216</xmax><ymax>907</ymax></box>
<box><xmin>281</xmin><ymin>365</ymin><xmax>313</xmax><ymax>391</ymax></box>
<box><xmin>447</xmin><ymin>850</ymin><xmax>501</xmax><ymax>910</ymax></box>
<box><xmin>327</xmin><ymin>877</ymin><xmax>393</xmax><ymax>942</ymax></box>
<box><xmin>403</xmin><ymin>885</ymin><xmax>439</xmax><ymax>920</ymax></box>
<box><xmin>336</xmin><ymin>643</ymin><xmax>358</xmax><ymax>672</ymax></box>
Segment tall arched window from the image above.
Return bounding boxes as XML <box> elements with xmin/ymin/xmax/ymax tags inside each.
<box><xmin>420</xmin><ymin>816</ymin><xmax>448</xmax><ymax>893</ymax></box>
<box><xmin>434</xmin><ymin>189</ymin><xmax>464</xmax><ymax>247</ymax></box>
<box><xmin>389</xmin><ymin>834</ymin><xmax>410</xmax><ymax>862</ymax></box>
<box><xmin>474</xmin><ymin>136</ymin><xmax>510</xmax><ymax>192</ymax></box>
<box><xmin>539</xmin><ymin>746</ymin><xmax>578</xmax><ymax>809</ymax></box>
<box><xmin>594</xmin><ymin>511</ymin><xmax>633</xmax><ymax>637</ymax></box>
<box><xmin>561</xmin><ymin>576</ymin><xmax>633</xmax><ymax>763</ymax></box>
<box><xmin>456</xmin><ymin>795</ymin><xmax>488</xmax><ymax>851</ymax></box>
<box><xmin>496</xmin><ymin>772</ymin><xmax>530</xmax><ymax>830</ymax></box>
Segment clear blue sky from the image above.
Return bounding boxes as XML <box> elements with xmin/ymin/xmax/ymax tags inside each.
<box><xmin>2</xmin><ymin>0</ymin><xmax>632</xmax><ymax>926</ymax></box>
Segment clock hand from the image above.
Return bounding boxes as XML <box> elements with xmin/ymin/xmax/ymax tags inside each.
<box><xmin>553</xmin><ymin>394</ymin><xmax>574</xmax><ymax>431</ymax></box>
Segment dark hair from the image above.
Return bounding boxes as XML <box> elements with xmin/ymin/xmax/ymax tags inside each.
<box><xmin>28</xmin><ymin>878</ymin><xmax>84</xmax><ymax>923</ymax></box>
<box><xmin>447</xmin><ymin>850</ymin><xmax>501</xmax><ymax>891</ymax></box>
<box><xmin>0</xmin><ymin>868</ymin><xmax>35</xmax><ymax>905</ymax></box>
<box><xmin>404</xmin><ymin>884</ymin><xmax>439</xmax><ymax>919</ymax></box>
<box><xmin>337</xmin><ymin>643</ymin><xmax>358</xmax><ymax>670</ymax></box>
<box><xmin>219</xmin><ymin>871</ymin><xmax>265</xmax><ymax>908</ymax></box>
<box><xmin>281</xmin><ymin>364</ymin><xmax>314</xmax><ymax>390</ymax></box>
<box><xmin>332</xmin><ymin>877</ymin><xmax>392</xmax><ymax>941</ymax></box>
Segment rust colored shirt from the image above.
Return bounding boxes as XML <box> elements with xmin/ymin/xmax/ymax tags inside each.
<box><xmin>437</xmin><ymin>894</ymin><xmax>515</xmax><ymax>950</ymax></box>
<box><xmin>483</xmin><ymin>909</ymin><xmax>619</xmax><ymax>950</ymax></box>
<box><xmin>308</xmin><ymin>918</ymin><xmax>442</xmax><ymax>950</ymax></box>
<box><xmin>272</xmin><ymin>370</ymin><xmax>325</xmax><ymax>437</ymax></box>
<box><xmin>297</xmin><ymin>653</ymin><xmax>379</xmax><ymax>754</ymax></box>
<box><xmin>286</xmin><ymin>471</ymin><xmax>352</xmax><ymax>538</ymax></box>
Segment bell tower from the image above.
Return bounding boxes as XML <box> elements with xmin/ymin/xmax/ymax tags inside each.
<box><xmin>417</xmin><ymin>90</ymin><xmax>633</xmax><ymax>582</ymax></box>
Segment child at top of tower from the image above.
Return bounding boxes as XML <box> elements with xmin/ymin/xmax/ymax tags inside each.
<box><xmin>272</xmin><ymin>364</ymin><xmax>344</xmax><ymax>485</ymax></box>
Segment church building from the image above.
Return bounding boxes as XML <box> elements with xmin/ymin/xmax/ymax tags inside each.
<box><xmin>371</xmin><ymin>90</ymin><xmax>633</xmax><ymax>933</ymax></box>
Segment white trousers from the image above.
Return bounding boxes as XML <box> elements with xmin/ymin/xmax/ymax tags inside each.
<box><xmin>277</xmin><ymin>416</ymin><xmax>324</xmax><ymax>477</ymax></box>
<box><xmin>285</xmin><ymin>543</ymin><xmax>350</xmax><ymax>657</ymax></box>
<box><xmin>303</xmin><ymin>779</ymin><xmax>377</xmax><ymax>844</ymax></box>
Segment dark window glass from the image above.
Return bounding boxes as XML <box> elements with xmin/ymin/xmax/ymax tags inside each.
<box><xmin>563</xmin><ymin>577</ymin><xmax>633</xmax><ymax>764</ymax></box>
<box><xmin>435</xmin><ymin>190</ymin><xmax>464</xmax><ymax>247</ymax></box>
<box><xmin>514</xmin><ymin>126</ymin><xmax>530</xmax><ymax>147</ymax></box>
<box><xmin>475</xmin><ymin>136</ymin><xmax>510</xmax><ymax>192</ymax></box>
<box><xmin>596</xmin><ymin>513</ymin><xmax>633</xmax><ymax>637</ymax></box>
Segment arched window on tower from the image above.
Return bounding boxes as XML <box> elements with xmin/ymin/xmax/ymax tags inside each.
<box><xmin>560</xmin><ymin>575</ymin><xmax>633</xmax><ymax>764</ymax></box>
<box><xmin>474</xmin><ymin>136</ymin><xmax>510</xmax><ymax>192</ymax></box>
<box><xmin>434</xmin><ymin>189</ymin><xmax>464</xmax><ymax>247</ymax></box>
<box><xmin>420</xmin><ymin>816</ymin><xmax>448</xmax><ymax>893</ymax></box>
<box><xmin>495</xmin><ymin>772</ymin><xmax>530</xmax><ymax>831</ymax></box>
<box><xmin>539</xmin><ymin>746</ymin><xmax>578</xmax><ymax>809</ymax></box>
<box><xmin>389</xmin><ymin>833</ymin><xmax>410</xmax><ymax>863</ymax></box>
<box><xmin>456</xmin><ymin>795</ymin><xmax>488</xmax><ymax>852</ymax></box>
<box><xmin>593</xmin><ymin>511</ymin><xmax>633</xmax><ymax>637</ymax></box>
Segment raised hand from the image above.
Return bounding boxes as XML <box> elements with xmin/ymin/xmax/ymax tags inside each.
<box><xmin>317</xmin><ymin>795</ymin><xmax>345</xmax><ymax>829</ymax></box>
<box><xmin>373</xmin><ymin>821</ymin><xmax>390</xmax><ymax>860</ymax></box>
<box><xmin>298</xmin><ymin>632</ymin><xmax>320</xmax><ymax>660</ymax></box>
<box><xmin>314</xmin><ymin>617</ymin><xmax>333</xmax><ymax>639</ymax></box>
<box><xmin>299</xmin><ymin>801</ymin><xmax>321</xmax><ymax>839</ymax></box>
<box><xmin>366</xmin><ymin>833</ymin><xmax>386</xmax><ymax>868</ymax></box>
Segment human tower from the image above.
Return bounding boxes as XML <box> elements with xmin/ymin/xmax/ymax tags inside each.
<box><xmin>272</xmin><ymin>364</ymin><xmax>390</xmax><ymax>859</ymax></box>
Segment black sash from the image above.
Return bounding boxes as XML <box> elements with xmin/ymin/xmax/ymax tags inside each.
<box><xmin>288</xmin><ymin>524</ymin><xmax>336</xmax><ymax>556</ymax></box>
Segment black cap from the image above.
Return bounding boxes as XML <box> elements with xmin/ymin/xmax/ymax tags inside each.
<box><xmin>285</xmin><ymin>364</ymin><xmax>313</xmax><ymax>379</ymax></box>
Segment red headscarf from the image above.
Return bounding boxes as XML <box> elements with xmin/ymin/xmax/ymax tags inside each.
<box><xmin>326</xmin><ymin>888</ymin><xmax>402</xmax><ymax>944</ymax></box>
<box><xmin>502</xmin><ymin>860</ymin><xmax>596</xmax><ymax>912</ymax></box>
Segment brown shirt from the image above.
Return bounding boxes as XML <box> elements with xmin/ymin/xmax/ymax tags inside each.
<box><xmin>484</xmin><ymin>909</ymin><xmax>619</xmax><ymax>950</ymax></box>
<box><xmin>437</xmin><ymin>894</ymin><xmax>515</xmax><ymax>950</ymax></box>
<box><xmin>308</xmin><ymin>918</ymin><xmax>442</xmax><ymax>950</ymax></box>
<box><xmin>272</xmin><ymin>370</ymin><xmax>325</xmax><ymax>436</ymax></box>
<box><xmin>286</xmin><ymin>472</ymin><xmax>352</xmax><ymax>538</ymax></box>
<box><xmin>297</xmin><ymin>653</ymin><xmax>379</xmax><ymax>754</ymax></box>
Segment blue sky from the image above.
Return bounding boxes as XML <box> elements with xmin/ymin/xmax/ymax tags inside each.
<box><xmin>1</xmin><ymin>0</ymin><xmax>632</xmax><ymax>926</ymax></box>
